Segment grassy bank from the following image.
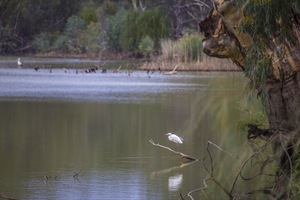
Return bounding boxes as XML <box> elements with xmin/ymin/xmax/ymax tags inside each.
<box><xmin>18</xmin><ymin>32</ymin><xmax>240</xmax><ymax>71</ymax></box>
<box><xmin>139</xmin><ymin>55</ymin><xmax>240</xmax><ymax>72</ymax></box>
<box><xmin>140</xmin><ymin>34</ymin><xmax>240</xmax><ymax>72</ymax></box>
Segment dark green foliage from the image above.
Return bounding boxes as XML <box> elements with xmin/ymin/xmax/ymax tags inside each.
<box><xmin>0</xmin><ymin>0</ymin><xmax>204</xmax><ymax>55</ymax></box>
<box><xmin>138</xmin><ymin>35</ymin><xmax>154</xmax><ymax>57</ymax></box>
<box><xmin>0</xmin><ymin>0</ymin><xmax>83</xmax><ymax>53</ymax></box>
<box><xmin>239</xmin><ymin>0</ymin><xmax>294</xmax><ymax>42</ymax></box>
<box><xmin>32</xmin><ymin>33</ymin><xmax>52</xmax><ymax>52</ymax></box>
<box><xmin>52</xmin><ymin>15</ymin><xmax>86</xmax><ymax>53</ymax></box>
<box><xmin>64</xmin><ymin>15</ymin><xmax>86</xmax><ymax>38</ymax></box>
<box><xmin>120</xmin><ymin>8</ymin><xmax>170</xmax><ymax>53</ymax></box>
<box><xmin>244</xmin><ymin>43</ymin><xmax>272</xmax><ymax>89</ymax></box>
<box><xmin>79</xmin><ymin>4</ymin><xmax>98</xmax><ymax>24</ymax></box>
<box><xmin>243</xmin><ymin>42</ymin><xmax>272</xmax><ymax>106</ymax></box>
<box><xmin>120</xmin><ymin>10</ymin><xmax>140</xmax><ymax>52</ymax></box>
<box><xmin>53</xmin><ymin>15</ymin><xmax>107</xmax><ymax>54</ymax></box>
<box><xmin>101</xmin><ymin>0</ymin><xmax>118</xmax><ymax>16</ymax></box>
<box><xmin>107</xmin><ymin>10</ymin><xmax>128</xmax><ymax>52</ymax></box>
<box><xmin>107</xmin><ymin>8</ymin><xmax>170</xmax><ymax>54</ymax></box>
<box><xmin>236</xmin><ymin>0</ymin><xmax>297</xmax><ymax>102</ymax></box>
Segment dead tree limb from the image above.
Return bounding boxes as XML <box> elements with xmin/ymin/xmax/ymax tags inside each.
<box><xmin>149</xmin><ymin>139</ymin><xmax>198</xmax><ymax>161</ymax></box>
<box><xmin>164</xmin><ymin>64</ymin><xmax>179</xmax><ymax>75</ymax></box>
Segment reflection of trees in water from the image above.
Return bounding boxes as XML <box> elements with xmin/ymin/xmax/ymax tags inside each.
<box><xmin>168</xmin><ymin>73</ymin><xmax>274</xmax><ymax>199</ymax></box>
<box><xmin>179</xmin><ymin>73</ymin><xmax>247</xmax><ymax>143</ymax></box>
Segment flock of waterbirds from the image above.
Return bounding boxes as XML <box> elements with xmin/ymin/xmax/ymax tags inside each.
<box><xmin>16</xmin><ymin>57</ymin><xmax>178</xmax><ymax>76</ymax></box>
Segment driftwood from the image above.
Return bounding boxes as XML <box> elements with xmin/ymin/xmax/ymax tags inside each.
<box><xmin>149</xmin><ymin>139</ymin><xmax>198</xmax><ymax>161</ymax></box>
<box><xmin>164</xmin><ymin>65</ymin><xmax>179</xmax><ymax>75</ymax></box>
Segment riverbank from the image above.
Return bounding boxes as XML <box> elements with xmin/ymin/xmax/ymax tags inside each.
<box><xmin>139</xmin><ymin>55</ymin><xmax>240</xmax><ymax>72</ymax></box>
<box><xmin>9</xmin><ymin>52</ymin><xmax>240</xmax><ymax>72</ymax></box>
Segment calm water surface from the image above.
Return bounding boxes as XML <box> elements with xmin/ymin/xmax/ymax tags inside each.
<box><xmin>0</xmin><ymin>58</ymin><xmax>261</xmax><ymax>199</ymax></box>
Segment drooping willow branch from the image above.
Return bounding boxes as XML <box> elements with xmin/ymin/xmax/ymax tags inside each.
<box><xmin>149</xmin><ymin>139</ymin><xmax>198</xmax><ymax>161</ymax></box>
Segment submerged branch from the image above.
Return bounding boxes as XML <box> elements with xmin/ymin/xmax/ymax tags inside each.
<box><xmin>150</xmin><ymin>162</ymin><xmax>195</xmax><ymax>177</ymax></box>
<box><xmin>149</xmin><ymin>139</ymin><xmax>198</xmax><ymax>161</ymax></box>
<box><xmin>0</xmin><ymin>193</ymin><xmax>18</xmax><ymax>200</ymax></box>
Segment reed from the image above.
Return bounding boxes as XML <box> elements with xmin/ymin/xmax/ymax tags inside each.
<box><xmin>140</xmin><ymin>33</ymin><xmax>240</xmax><ymax>71</ymax></box>
<box><xmin>140</xmin><ymin>54</ymin><xmax>240</xmax><ymax>71</ymax></box>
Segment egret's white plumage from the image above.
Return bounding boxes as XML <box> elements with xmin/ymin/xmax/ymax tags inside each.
<box><xmin>17</xmin><ymin>58</ymin><xmax>23</xmax><ymax>67</ymax></box>
<box><xmin>166</xmin><ymin>133</ymin><xmax>183</xmax><ymax>144</ymax></box>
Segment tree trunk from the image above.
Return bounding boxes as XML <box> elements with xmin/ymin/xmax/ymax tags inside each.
<box><xmin>199</xmin><ymin>0</ymin><xmax>300</xmax><ymax>198</ymax></box>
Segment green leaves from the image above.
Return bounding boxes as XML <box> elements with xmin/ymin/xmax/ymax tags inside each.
<box><xmin>138</xmin><ymin>36</ymin><xmax>154</xmax><ymax>57</ymax></box>
<box><xmin>240</xmin><ymin>0</ymin><xmax>294</xmax><ymax>42</ymax></box>
<box><xmin>108</xmin><ymin>8</ymin><xmax>170</xmax><ymax>53</ymax></box>
<box><xmin>243</xmin><ymin>42</ymin><xmax>272</xmax><ymax>107</ymax></box>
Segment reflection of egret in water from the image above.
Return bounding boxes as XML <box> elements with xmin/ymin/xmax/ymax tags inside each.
<box><xmin>168</xmin><ymin>174</ymin><xmax>183</xmax><ymax>191</ymax></box>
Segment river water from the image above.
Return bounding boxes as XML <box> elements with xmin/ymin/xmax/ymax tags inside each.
<box><xmin>0</xmin><ymin>58</ymin><xmax>264</xmax><ymax>199</ymax></box>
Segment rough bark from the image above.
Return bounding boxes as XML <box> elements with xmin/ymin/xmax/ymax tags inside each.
<box><xmin>199</xmin><ymin>0</ymin><xmax>300</xmax><ymax>198</ymax></box>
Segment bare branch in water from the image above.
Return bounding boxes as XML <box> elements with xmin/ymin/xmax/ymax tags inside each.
<box><xmin>149</xmin><ymin>139</ymin><xmax>198</xmax><ymax>161</ymax></box>
<box><xmin>73</xmin><ymin>170</ymin><xmax>80</xmax><ymax>179</ymax></box>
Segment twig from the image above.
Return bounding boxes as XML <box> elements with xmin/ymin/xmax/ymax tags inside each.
<box><xmin>185</xmin><ymin>141</ymin><xmax>234</xmax><ymax>200</ymax></box>
<box><xmin>149</xmin><ymin>139</ymin><xmax>198</xmax><ymax>161</ymax></box>
<box><xmin>73</xmin><ymin>171</ymin><xmax>80</xmax><ymax>179</ymax></box>
<box><xmin>183</xmin><ymin>140</ymin><xmax>240</xmax><ymax>199</ymax></box>
<box><xmin>207</xmin><ymin>141</ymin><xmax>233</xmax><ymax>157</ymax></box>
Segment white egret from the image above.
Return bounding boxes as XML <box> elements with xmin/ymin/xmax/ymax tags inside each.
<box><xmin>166</xmin><ymin>133</ymin><xmax>183</xmax><ymax>144</ymax></box>
<box><xmin>17</xmin><ymin>58</ymin><xmax>23</xmax><ymax>67</ymax></box>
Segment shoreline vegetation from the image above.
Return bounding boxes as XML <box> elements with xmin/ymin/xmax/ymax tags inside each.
<box><xmin>28</xmin><ymin>52</ymin><xmax>239</xmax><ymax>72</ymax></box>
<box><xmin>139</xmin><ymin>55</ymin><xmax>239</xmax><ymax>72</ymax></box>
<box><xmin>29</xmin><ymin>32</ymin><xmax>239</xmax><ymax>72</ymax></box>
<box><xmin>1</xmin><ymin>1</ymin><xmax>238</xmax><ymax>72</ymax></box>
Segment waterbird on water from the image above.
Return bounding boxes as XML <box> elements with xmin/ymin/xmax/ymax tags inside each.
<box><xmin>17</xmin><ymin>58</ymin><xmax>23</xmax><ymax>67</ymax></box>
<box><xmin>166</xmin><ymin>133</ymin><xmax>183</xmax><ymax>144</ymax></box>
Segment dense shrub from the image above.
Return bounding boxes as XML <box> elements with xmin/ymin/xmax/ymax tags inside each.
<box><xmin>138</xmin><ymin>36</ymin><xmax>154</xmax><ymax>57</ymax></box>
<box><xmin>52</xmin><ymin>15</ymin><xmax>86</xmax><ymax>53</ymax></box>
<box><xmin>32</xmin><ymin>33</ymin><xmax>52</xmax><ymax>52</ymax></box>
<box><xmin>107</xmin><ymin>8</ymin><xmax>170</xmax><ymax>54</ymax></box>
<box><xmin>107</xmin><ymin>10</ymin><xmax>128</xmax><ymax>52</ymax></box>
<box><xmin>79</xmin><ymin>5</ymin><xmax>98</xmax><ymax>24</ymax></box>
<box><xmin>77</xmin><ymin>22</ymin><xmax>107</xmax><ymax>56</ymax></box>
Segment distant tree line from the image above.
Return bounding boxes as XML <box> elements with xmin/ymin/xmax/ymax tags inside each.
<box><xmin>0</xmin><ymin>0</ymin><xmax>212</xmax><ymax>57</ymax></box>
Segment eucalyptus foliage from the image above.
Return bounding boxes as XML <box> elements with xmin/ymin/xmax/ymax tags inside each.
<box><xmin>236</xmin><ymin>0</ymin><xmax>298</xmax><ymax>99</ymax></box>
